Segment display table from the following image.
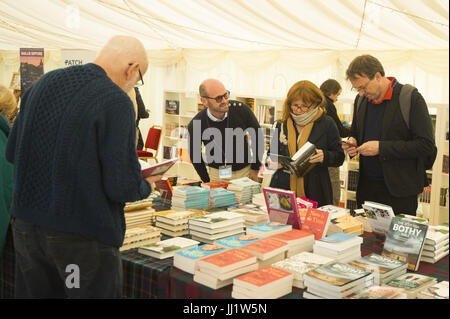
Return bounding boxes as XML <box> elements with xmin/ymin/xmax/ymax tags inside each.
<box><xmin>1</xmin><ymin>226</ymin><xmax>448</xmax><ymax>299</ymax></box>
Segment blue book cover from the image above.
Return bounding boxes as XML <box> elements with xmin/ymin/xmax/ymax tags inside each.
<box><xmin>248</xmin><ymin>222</ymin><xmax>291</xmax><ymax>233</ymax></box>
<box><xmin>215</xmin><ymin>234</ymin><xmax>261</xmax><ymax>248</ymax></box>
<box><xmin>175</xmin><ymin>244</ymin><xmax>227</xmax><ymax>260</ymax></box>
<box><xmin>320</xmin><ymin>233</ymin><xmax>360</xmax><ymax>243</ymax></box>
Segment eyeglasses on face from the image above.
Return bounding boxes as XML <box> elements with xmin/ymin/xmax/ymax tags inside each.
<box><xmin>351</xmin><ymin>78</ymin><xmax>374</xmax><ymax>93</ymax></box>
<box><xmin>291</xmin><ymin>103</ymin><xmax>315</xmax><ymax>112</ymax></box>
<box><xmin>128</xmin><ymin>63</ymin><xmax>144</xmax><ymax>87</ymax></box>
<box><xmin>202</xmin><ymin>90</ymin><xmax>230</xmax><ymax>103</ymax></box>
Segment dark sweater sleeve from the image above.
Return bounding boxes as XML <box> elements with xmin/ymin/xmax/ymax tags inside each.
<box><xmin>97</xmin><ymin>95</ymin><xmax>151</xmax><ymax>202</ymax></box>
<box><xmin>241</xmin><ymin>104</ymin><xmax>263</xmax><ymax>171</ymax></box>
<box><xmin>326</xmin><ymin>99</ymin><xmax>351</xmax><ymax>138</ymax></box>
<box><xmin>188</xmin><ymin>117</ymin><xmax>210</xmax><ymax>182</ymax></box>
<box><xmin>323</xmin><ymin>117</ymin><xmax>345</xmax><ymax>168</ymax></box>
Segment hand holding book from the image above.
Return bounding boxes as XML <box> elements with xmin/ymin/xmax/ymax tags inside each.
<box><xmin>308</xmin><ymin>149</ymin><xmax>323</xmax><ymax>163</ymax></box>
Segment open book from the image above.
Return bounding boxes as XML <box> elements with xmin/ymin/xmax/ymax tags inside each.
<box><xmin>274</xmin><ymin>142</ymin><xmax>317</xmax><ymax>177</ymax></box>
<box><xmin>139</xmin><ymin>158</ymin><xmax>178</xmax><ymax>178</ymax></box>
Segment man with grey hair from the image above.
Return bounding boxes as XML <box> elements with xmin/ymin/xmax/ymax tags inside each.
<box><xmin>342</xmin><ymin>54</ymin><xmax>436</xmax><ymax>215</ymax></box>
<box><xmin>187</xmin><ymin>79</ymin><xmax>263</xmax><ymax>183</ymax></box>
<box><xmin>6</xmin><ymin>36</ymin><xmax>162</xmax><ymax>298</ymax></box>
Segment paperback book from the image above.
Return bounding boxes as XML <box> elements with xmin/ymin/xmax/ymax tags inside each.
<box><xmin>273</xmin><ymin>141</ymin><xmax>317</xmax><ymax>177</ymax></box>
<box><xmin>215</xmin><ymin>234</ymin><xmax>261</xmax><ymax>249</ymax></box>
<box><xmin>173</xmin><ymin>244</ymin><xmax>227</xmax><ymax>274</ymax></box>
<box><xmin>263</xmin><ymin>187</ymin><xmax>301</xmax><ymax>229</ymax></box>
<box><xmin>301</xmin><ymin>208</ymin><xmax>331</xmax><ymax>240</ymax></box>
<box><xmin>137</xmin><ymin>237</ymin><xmax>199</xmax><ymax>259</ymax></box>
<box><xmin>349</xmin><ymin>253</ymin><xmax>408</xmax><ymax>284</ymax></box>
<box><xmin>139</xmin><ymin>158</ymin><xmax>179</xmax><ymax>178</ymax></box>
<box><xmin>385</xmin><ymin>273</ymin><xmax>437</xmax><ymax>298</ymax></box>
<box><xmin>362</xmin><ymin>201</ymin><xmax>395</xmax><ymax>236</ymax></box>
<box><xmin>246</xmin><ymin>222</ymin><xmax>292</xmax><ymax>238</ymax></box>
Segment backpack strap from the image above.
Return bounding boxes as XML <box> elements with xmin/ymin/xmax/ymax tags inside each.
<box><xmin>398</xmin><ymin>84</ymin><xmax>416</xmax><ymax>129</ymax></box>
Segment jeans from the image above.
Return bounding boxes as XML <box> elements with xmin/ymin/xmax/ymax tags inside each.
<box><xmin>11</xmin><ymin>217</ymin><xmax>123</xmax><ymax>298</ymax></box>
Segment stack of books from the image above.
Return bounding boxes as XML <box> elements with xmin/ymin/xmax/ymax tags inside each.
<box><xmin>124</xmin><ymin>197</ymin><xmax>154</xmax><ymax>212</ymax></box>
<box><xmin>345</xmin><ymin>285</ymin><xmax>407</xmax><ymax>299</ymax></box>
<box><xmin>137</xmin><ymin>237</ymin><xmax>199</xmax><ymax>259</ymax></box>
<box><xmin>227</xmin><ymin>205</ymin><xmax>269</xmax><ymax>227</ymax></box>
<box><xmin>194</xmin><ymin>249</ymin><xmax>258</xmax><ymax>289</ymax></box>
<box><xmin>317</xmin><ymin>205</ymin><xmax>349</xmax><ymax>219</ymax></box>
<box><xmin>326</xmin><ymin>214</ymin><xmax>363</xmax><ymax>236</ymax></box>
<box><xmin>208</xmin><ymin>187</ymin><xmax>236</xmax><ymax>208</ymax></box>
<box><xmin>246</xmin><ymin>222</ymin><xmax>292</xmax><ymax>238</ymax></box>
<box><xmin>239</xmin><ymin>237</ymin><xmax>289</xmax><ymax>269</ymax></box>
<box><xmin>155</xmin><ymin>210</ymin><xmax>209</xmax><ymax>237</ymax></box>
<box><xmin>312</xmin><ymin>233</ymin><xmax>363</xmax><ymax>263</ymax></box>
<box><xmin>124</xmin><ymin>207</ymin><xmax>157</xmax><ymax>228</ymax></box>
<box><xmin>232</xmin><ymin>266</ymin><xmax>294</xmax><ymax>299</ymax></box>
<box><xmin>385</xmin><ymin>273</ymin><xmax>437</xmax><ymax>299</ymax></box>
<box><xmin>420</xmin><ymin>224</ymin><xmax>449</xmax><ymax>264</ymax></box>
<box><xmin>417</xmin><ymin>281</ymin><xmax>449</xmax><ymax>299</ymax></box>
<box><xmin>303</xmin><ymin>262</ymin><xmax>374</xmax><ymax>299</ymax></box>
<box><xmin>272</xmin><ymin>252</ymin><xmax>334</xmax><ymax>289</ymax></box>
<box><xmin>200</xmin><ymin>181</ymin><xmax>230</xmax><ymax>189</ymax></box>
<box><xmin>120</xmin><ymin>225</ymin><xmax>161</xmax><ymax>251</ymax></box>
<box><xmin>215</xmin><ymin>234</ymin><xmax>261</xmax><ymax>249</ymax></box>
<box><xmin>349</xmin><ymin>253</ymin><xmax>408</xmax><ymax>285</ymax></box>
<box><xmin>188</xmin><ymin>211</ymin><xmax>245</xmax><ymax>244</ymax></box>
<box><xmin>171</xmin><ymin>186</ymin><xmax>210</xmax><ymax>210</ymax></box>
<box><xmin>227</xmin><ymin>177</ymin><xmax>261</xmax><ymax>203</ymax></box>
<box><xmin>269</xmin><ymin>229</ymin><xmax>315</xmax><ymax>257</ymax></box>
<box><xmin>252</xmin><ymin>192</ymin><xmax>266</xmax><ymax>209</ymax></box>
<box><xmin>173</xmin><ymin>244</ymin><xmax>228</xmax><ymax>274</ymax></box>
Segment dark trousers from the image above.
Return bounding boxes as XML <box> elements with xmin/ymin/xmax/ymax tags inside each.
<box><xmin>356</xmin><ymin>175</ymin><xmax>418</xmax><ymax>216</ymax></box>
<box><xmin>11</xmin><ymin>218</ymin><xmax>123</xmax><ymax>298</ymax></box>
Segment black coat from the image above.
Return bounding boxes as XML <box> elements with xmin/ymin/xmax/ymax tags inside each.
<box><xmin>268</xmin><ymin>114</ymin><xmax>345</xmax><ymax>207</ymax></box>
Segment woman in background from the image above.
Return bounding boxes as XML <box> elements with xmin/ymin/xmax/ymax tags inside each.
<box><xmin>268</xmin><ymin>80</ymin><xmax>344</xmax><ymax>207</ymax></box>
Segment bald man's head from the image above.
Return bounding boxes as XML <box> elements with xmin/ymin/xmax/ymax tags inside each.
<box><xmin>94</xmin><ymin>35</ymin><xmax>148</xmax><ymax>92</ymax></box>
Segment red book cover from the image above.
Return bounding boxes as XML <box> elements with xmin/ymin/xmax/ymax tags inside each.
<box><xmin>202</xmin><ymin>182</ymin><xmax>230</xmax><ymax>189</ymax></box>
<box><xmin>154</xmin><ymin>179</ymin><xmax>173</xmax><ymax>200</ymax></box>
<box><xmin>263</xmin><ymin>187</ymin><xmax>301</xmax><ymax>229</ymax></box>
<box><xmin>140</xmin><ymin>158</ymin><xmax>178</xmax><ymax>178</ymax></box>
<box><xmin>302</xmin><ymin>208</ymin><xmax>331</xmax><ymax>240</ymax></box>
<box><xmin>234</xmin><ymin>266</ymin><xmax>293</xmax><ymax>288</ymax></box>
<box><xmin>240</xmin><ymin>237</ymin><xmax>287</xmax><ymax>255</ymax></box>
<box><xmin>270</xmin><ymin>229</ymin><xmax>314</xmax><ymax>242</ymax></box>
<box><xmin>200</xmin><ymin>249</ymin><xmax>256</xmax><ymax>268</ymax></box>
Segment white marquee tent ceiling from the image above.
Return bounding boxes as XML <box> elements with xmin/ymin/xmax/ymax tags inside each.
<box><xmin>0</xmin><ymin>0</ymin><xmax>448</xmax><ymax>51</ymax></box>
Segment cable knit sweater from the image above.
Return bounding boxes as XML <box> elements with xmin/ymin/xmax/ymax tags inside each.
<box><xmin>5</xmin><ymin>63</ymin><xmax>151</xmax><ymax>247</ymax></box>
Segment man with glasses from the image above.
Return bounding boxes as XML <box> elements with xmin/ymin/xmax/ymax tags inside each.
<box><xmin>187</xmin><ymin>78</ymin><xmax>263</xmax><ymax>183</ymax></box>
<box><xmin>342</xmin><ymin>55</ymin><xmax>436</xmax><ymax>215</ymax></box>
<box><xmin>6</xmin><ymin>36</ymin><xmax>163</xmax><ymax>298</ymax></box>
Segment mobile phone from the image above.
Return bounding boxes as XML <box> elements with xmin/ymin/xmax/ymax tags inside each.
<box><xmin>340</xmin><ymin>140</ymin><xmax>357</xmax><ymax>147</ymax></box>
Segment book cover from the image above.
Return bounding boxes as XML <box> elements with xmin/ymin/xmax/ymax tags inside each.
<box><xmin>154</xmin><ymin>178</ymin><xmax>173</xmax><ymax>201</ymax></box>
<box><xmin>189</xmin><ymin>211</ymin><xmax>244</xmax><ymax>229</ymax></box>
<box><xmin>304</xmin><ymin>262</ymin><xmax>372</xmax><ymax>288</ymax></box>
<box><xmin>417</xmin><ymin>281</ymin><xmax>449</xmax><ymax>299</ymax></box>
<box><xmin>270</xmin><ymin>229</ymin><xmax>314</xmax><ymax>243</ymax></box>
<box><xmin>349</xmin><ymin>253</ymin><xmax>408</xmax><ymax>275</ymax></box>
<box><xmin>362</xmin><ymin>201</ymin><xmax>395</xmax><ymax>235</ymax></box>
<box><xmin>382</xmin><ymin>217</ymin><xmax>429</xmax><ymax>271</ymax></box>
<box><xmin>301</xmin><ymin>208</ymin><xmax>331</xmax><ymax>240</ymax></box>
<box><xmin>233</xmin><ymin>266</ymin><xmax>293</xmax><ymax>289</ymax></box>
<box><xmin>386</xmin><ymin>273</ymin><xmax>437</xmax><ymax>296</ymax></box>
<box><xmin>272</xmin><ymin>252</ymin><xmax>334</xmax><ymax>281</ymax></box>
<box><xmin>263</xmin><ymin>187</ymin><xmax>301</xmax><ymax>229</ymax></box>
<box><xmin>165</xmin><ymin>99</ymin><xmax>179</xmax><ymax>115</ymax></box>
<box><xmin>274</xmin><ymin>142</ymin><xmax>317</xmax><ymax>178</ymax></box>
<box><xmin>327</xmin><ymin>214</ymin><xmax>363</xmax><ymax>235</ymax></box>
<box><xmin>197</xmin><ymin>248</ymin><xmax>257</xmax><ymax>272</ymax></box>
<box><xmin>239</xmin><ymin>237</ymin><xmax>288</xmax><ymax>259</ymax></box>
<box><xmin>247</xmin><ymin>222</ymin><xmax>292</xmax><ymax>234</ymax></box>
<box><xmin>396</xmin><ymin>214</ymin><xmax>429</xmax><ymax>225</ymax></box>
<box><xmin>140</xmin><ymin>158</ymin><xmax>179</xmax><ymax>178</ymax></box>
<box><xmin>346</xmin><ymin>285</ymin><xmax>407</xmax><ymax>299</ymax></box>
<box><xmin>138</xmin><ymin>237</ymin><xmax>199</xmax><ymax>258</ymax></box>
<box><xmin>175</xmin><ymin>244</ymin><xmax>227</xmax><ymax>260</ymax></box>
<box><xmin>215</xmin><ymin>234</ymin><xmax>261</xmax><ymax>248</ymax></box>
<box><xmin>425</xmin><ymin>225</ymin><xmax>449</xmax><ymax>245</ymax></box>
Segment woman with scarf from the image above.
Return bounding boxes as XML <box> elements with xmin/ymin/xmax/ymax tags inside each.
<box><xmin>268</xmin><ymin>80</ymin><xmax>345</xmax><ymax>207</ymax></box>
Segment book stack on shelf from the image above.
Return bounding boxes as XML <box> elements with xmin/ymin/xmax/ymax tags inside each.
<box><xmin>137</xmin><ymin>237</ymin><xmax>199</xmax><ymax>259</ymax></box>
<box><xmin>385</xmin><ymin>273</ymin><xmax>437</xmax><ymax>299</ymax></box>
<box><xmin>345</xmin><ymin>285</ymin><xmax>407</xmax><ymax>299</ymax></box>
<box><xmin>232</xmin><ymin>266</ymin><xmax>293</xmax><ymax>299</ymax></box>
<box><xmin>215</xmin><ymin>234</ymin><xmax>261</xmax><ymax>249</ymax></box>
<box><xmin>227</xmin><ymin>206</ymin><xmax>269</xmax><ymax>227</ymax></box>
<box><xmin>417</xmin><ymin>280</ymin><xmax>449</xmax><ymax>299</ymax></box>
<box><xmin>443</xmin><ymin>155</ymin><xmax>449</xmax><ymax>174</ymax></box>
<box><xmin>254</xmin><ymin>104</ymin><xmax>275</xmax><ymax>126</ymax></box>
<box><xmin>326</xmin><ymin>213</ymin><xmax>364</xmax><ymax>236</ymax></box>
<box><xmin>239</xmin><ymin>237</ymin><xmax>289</xmax><ymax>269</ymax></box>
<box><xmin>272</xmin><ymin>252</ymin><xmax>334</xmax><ymax>289</ymax></box>
<box><xmin>208</xmin><ymin>187</ymin><xmax>236</xmax><ymax>208</ymax></box>
<box><xmin>188</xmin><ymin>211</ymin><xmax>246</xmax><ymax>244</ymax></box>
<box><xmin>120</xmin><ymin>225</ymin><xmax>161</xmax><ymax>252</ymax></box>
<box><xmin>419</xmin><ymin>185</ymin><xmax>432</xmax><ymax>205</ymax></box>
<box><xmin>227</xmin><ymin>177</ymin><xmax>261</xmax><ymax>203</ymax></box>
<box><xmin>381</xmin><ymin>217</ymin><xmax>429</xmax><ymax>271</ymax></box>
<box><xmin>173</xmin><ymin>244</ymin><xmax>228</xmax><ymax>274</ymax></box>
<box><xmin>246</xmin><ymin>222</ymin><xmax>292</xmax><ymax>238</ymax></box>
<box><xmin>194</xmin><ymin>249</ymin><xmax>258</xmax><ymax>290</ymax></box>
<box><xmin>171</xmin><ymin>186</ymin><xmax>210</xmax><ymax>210</ymax></box>
<box><xmin>301</xmin><ymin>208</ymin><xmax>332</xmax><ymax>240</ymax></box>
<box><xmin>155</xmin><ymin>210</ymin><xmax>209</xmax><ymax>237</ymax></box>
<box><xmin>349</xmin><ymin>253</ymin><xmax>408</xmax><ymax>285</ymax></box>
<box><xmin>313</xmin><ymin>233</ymin><xmax>363</xmax><ymax>263</ymax></box>
<box><xmin>420</xmin><ymin>224</ymin><xmax>449</xmax><ymax>264</ymax></box>
<box><xmin>270</xmin><ymin>229</ymin><xmax>315</xmax><ymax>257</ymax></box>
<box><xmin>303</xmin><ymin>262</ymin><xmax>374</xmax><ymax>299</ymax></box>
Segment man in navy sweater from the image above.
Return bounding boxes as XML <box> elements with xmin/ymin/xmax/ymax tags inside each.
<box><xmin>5</xmin><ymin>36</ymin><xmax>162</xmax><ymax>298</ymax></box>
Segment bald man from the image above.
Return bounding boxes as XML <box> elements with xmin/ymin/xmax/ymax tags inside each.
<box><xmin>6</xmin><ymin>36</ymin><xmax>161</xmax><ymax>298</ymax></box>
<box><xmin>187</xmin><ymin>79</ymin><xmax>263</xmax><ymax>183</ymax></box>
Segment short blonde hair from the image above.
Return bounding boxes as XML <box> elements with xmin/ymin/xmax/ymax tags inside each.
<box><xmin>0</xmin><ymin>85</ymin><xmax>17</xmax><ymax>117</ymax></box>
<box><xmin>280</xmin><ymin>80</ymin><xmax>325</xmax><ymax>122</ymax></box>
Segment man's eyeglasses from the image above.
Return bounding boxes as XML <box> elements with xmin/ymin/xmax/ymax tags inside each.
<box><xmin>291</xmin><ymin>103</ymin><xmax>315</xmax><ymax>112</ymax></box>
<box><xmin>202</xmin><ymin>90</ymin><xmax>230</xmax><ymax>103</ymax></box>
<box><xmin>351</xmin><ymin>78</ymin><xmax>373</xmax><ymax>93</ymax></box>
<box><xmin>128</xmin><ymin>63</ymin><xmax>144</xmax><ymax>87</ymax></box>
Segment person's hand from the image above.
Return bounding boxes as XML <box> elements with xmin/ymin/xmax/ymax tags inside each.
<box><xmin>357</xmin><ymin>141</ymin><xmax>379</xmax><ymax>156</ymax></box>
<box><xmin>267</xmin><ymin>157</ymin><xmax>282</xmax><ymax>170</ymax></box>
<box><xmin>309</xmin><ymin>149</ymin><xmax>324</xmax><ymax>163</ymax></box>
<box><xmin>249</xmin><ymin>170</ymin><xmax>259</xmax><ymax>182</ymax></box>
<box><xmin>341</xmin><ymin>137</ymin><xmax>358</xmax><ymax>157</ymax></box>
<box><xmin>145</xmin><ymin>174</ymin><xmax>164</xmax><ymax>185</ymax></box>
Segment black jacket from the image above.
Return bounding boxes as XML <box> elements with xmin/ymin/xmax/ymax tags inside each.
<box><xmin>324</xmin><ymin>96</ymin><xmax>351</xmax><ymax>138</ymax></box>
<box><xmin>350</xmin><ymin>82</ymin><xmax>436</xmax><ymax>197</ymax></box>
<box><xmin>268</xmin><ymin>114</ymin><xmax>345</xmax><ymax>207</ymax></box>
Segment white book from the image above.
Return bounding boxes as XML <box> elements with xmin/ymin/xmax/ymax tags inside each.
<box><xmin>417</xmin><ymin>281</ymin><xmax>449</xmax><ymax>299</ymax></box>
<box><xmin>425</xmin><ymin>225</ymin><xmax>449</xmax><ymax>245</ymax></box>
<box><xmin>159</xmin><ymin>228</ymin><xmax>189</xmax><ymax>237</ymax></box>
<box><xmin>302</xmin><ymin>291</ymin><xmax>324</xmax><ymax>299</ymax></box>
<box><xmin>193</xmin><ymin>271</ymin><xmax>233</xmax><ymax>290</ymax></box>
<box><xmin>189</xmin><ymin>222</ymin><xmax>245</xmax><ymax>234</ymax></box>
<box><xmin>305</xmin><ymin>280</ymin><xmax>372</xmax><ymax>299</ymax></box>
<box><xmin>421</xmin><ymin>244</ymin><xmax>449</xmax><ymax>258</ymax></box>
<box><xmin>257</xmin><ymin>252</ymin><xmax>286</xmax><ymax>269</ymax></box>
<box><xmin>189</xmin><ymin>211</ymin><xmax>245</xmax><ymax>229</ymax></box>
<box><xmin>197</xmin><ymin>262</ymin><xmax>259</xmax><ymax>281</ymax></box>
<box><xmin>155</xmin><ymin>221</ymin><xmax>188</xmax><ymax>232</ymax></box>
<box><xmin>314</xmin><ymin>233</ymin><xmax>363</xmax><ymax>252</ymax></box>
<box><xmin>423</xmin><ymin>239</ymin><xmax>449</xmax><ymax>251</ymax></box>
<box><xmin>313</xmin><ymin>244</ymin><xmax>361</xmax><ymax>257</ymax></box>
<box><xmin>137</xmin><ymin>237</ymin><xmax>199</xmax><ymax>259</ymax></box>
<box><xmin>189</xmin><ymin>228</ymin><xmax>245</xmax><ymax>241</ymax></box>
<box><xmin>420</xmin><ymin>250</ymin><xmax>449</xmax><ymax>263</ymax></box>
<box><xmin>232</xmin><ymin>284</ymin><xmax>292</xmax><ymax>299</ymax></box>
